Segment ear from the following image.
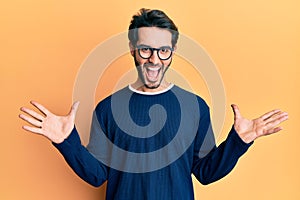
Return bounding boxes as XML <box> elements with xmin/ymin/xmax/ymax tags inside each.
<box><xmin>129</xmin><ymin>42</ymin><xmax>135</xmax><ymax>57</ymax></box>
<box><xmin>172</xmin><ymin>45</ymin><xmax>177</xmax><ymax>53</ymax></box>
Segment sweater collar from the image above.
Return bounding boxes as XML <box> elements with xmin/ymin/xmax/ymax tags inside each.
<box><xmin>128</xmin><ymin>84</ymin><xmax>174</xmax><ymax>95</ymax></box>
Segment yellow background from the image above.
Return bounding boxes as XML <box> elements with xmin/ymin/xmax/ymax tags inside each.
<box><xmin>1</xmin><ymin>0</ymin><xmax>299</xmax><ymax>199</ymax></box>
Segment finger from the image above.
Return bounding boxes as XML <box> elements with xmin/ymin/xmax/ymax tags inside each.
<box><xmin>264</xmin><ymin>111</ymin><xmax>288</xmax><ymax>124</ymax></box>
<box><xmin>265</xmin><ymin>126</ymin><xmax>283</xmax><ymax>135</ymax></box>
<box><xmin>69</xmin><ymin>101</ymin><xmax>80</xmax><ymax>118</ymax></box>
<box><xmin>261</xmin><ymin>109</ymin><xmax>281</xmax><ymax>121</ymax></box>
<box><xmin>30</xmin><ymin>101</ymin><xmax>50</xmax><ymax>116</ymax></box>
<box><xmin>231</xmin><ymin>104</ymin><xmax>242</xmax><ymax>120</ymax></box>
<box><xmin>265</xmin><ymin>114</ymin><xmax>288</xmax><ymax>130</ymax></box>
<box><xmin>19</xmin><ymin>114</ymin><xmax>43</xmax><ymax>128</ymax></box>
<box><xmin>20</xmin><ymin>107</ymin><xmax>44</xmax><ymax>121</ymax></box>
<box><xmin>22</xmin><ymin>125</ymin><xmax>43</xmax><ymax>134</ymax></box>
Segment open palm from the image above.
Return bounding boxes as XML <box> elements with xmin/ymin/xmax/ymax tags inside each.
<box><xmin>231</xmin><ymin>104</ymin><xmax>288</xmax><ymax>143</ymax></box>
<box><xmin>19</xmin><ymin>101</ymin><xmax>80</xmax><ymax>143</ymax></box>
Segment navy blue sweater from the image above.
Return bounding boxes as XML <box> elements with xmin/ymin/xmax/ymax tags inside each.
<box><xmin>53</xmin><ymin>85</ymin><xmax>252</xmax><ymax>199</ymax></box>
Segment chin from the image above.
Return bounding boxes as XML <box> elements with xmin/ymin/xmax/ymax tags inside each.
<box><xmin>144</xmin><ymin>83</ymin><xmax>160</xmax><ymax>89</ymax></box>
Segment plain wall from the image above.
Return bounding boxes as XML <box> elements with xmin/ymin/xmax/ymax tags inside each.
<box><xmin>1</xmin><ymin>0</ymin><xmax>299</xmax><ymax>199</ymax></box>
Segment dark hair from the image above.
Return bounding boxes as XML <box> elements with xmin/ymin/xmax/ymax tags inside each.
<box><xmin>128</xmin><ymin>8</ymin><xmax>179</xmax><ymax>47</ymax></box>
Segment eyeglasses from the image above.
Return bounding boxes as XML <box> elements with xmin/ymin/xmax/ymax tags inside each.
<box><xmin>136</xmin><ymin>45</ymin><xmax>174</xmax><ymax>60</ymax></box>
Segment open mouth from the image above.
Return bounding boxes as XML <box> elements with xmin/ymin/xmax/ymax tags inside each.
<box><xmin>145</xmin><ymin>67</ymin><xmax>161</xmax><ymax>82</ymax></box>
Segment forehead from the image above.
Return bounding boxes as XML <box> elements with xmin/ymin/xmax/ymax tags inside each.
<box><xmin>137</xmin><ymin>27</ymin><xmax>172</xmax><ymax>47</ymax></box>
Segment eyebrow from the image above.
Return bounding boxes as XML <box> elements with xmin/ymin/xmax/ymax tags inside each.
<box><xmin>137</xmin><ymin>44</ymin><xmax>172</xmax><ymax>49</ymax></box>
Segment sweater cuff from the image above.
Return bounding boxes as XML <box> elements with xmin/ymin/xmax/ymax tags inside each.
<box><xmin>52</xmin><ymin>126</ymin><xmax>81</xmax><ymax>152</ymax></box>
<box><xmin>228</xmin><ymin>125</ymin><xmax>253</xmax><ymax>152</ymax></box>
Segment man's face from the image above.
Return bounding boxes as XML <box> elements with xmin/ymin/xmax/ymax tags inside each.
<box><xmin>130</xmin><ymin>27</ymin><xmax>175</xmax><ymax>89</ymax></box>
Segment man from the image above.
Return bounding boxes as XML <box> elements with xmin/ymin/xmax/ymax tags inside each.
<box><xmin>19</xmin><ymin>8</ymin><xmax>288</xmax><ymax>199</ymax></box>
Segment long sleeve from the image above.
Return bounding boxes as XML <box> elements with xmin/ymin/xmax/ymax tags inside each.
<box><xmin>192</xmin><ymin>100</ymin><xmax>253</xmax><ymax>185</ymax></box>
<box><xmin>52</xmin><ymin>127</ymin><xmax>108</xmax><ymax>187</ymax></box>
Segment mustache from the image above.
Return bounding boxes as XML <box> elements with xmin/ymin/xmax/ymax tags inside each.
<box><xmin>143</xmin><ymin>63</ymin><xmax>161</xmax><ymax>67</ymax></box>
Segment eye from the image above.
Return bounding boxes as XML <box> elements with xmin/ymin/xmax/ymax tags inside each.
<box><xmin>160</xmin><ymin>47</ymin><xmax>171</xmax><ymax>54</ymax></box>
<box><xmin>140</xmin><ymin>47</ymin><xmax>151</xmax><ymax>53</ymax></box>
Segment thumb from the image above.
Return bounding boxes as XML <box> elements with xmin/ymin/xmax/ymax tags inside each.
<box><xmin>231</xmin><ymin>104</ymin><xmax>242</xmax><ymax>120</ymax></box>
<box><xmin>69</xmin><ymin>101</ymin><xmax>80</xmax><ymax>118</ymax></box>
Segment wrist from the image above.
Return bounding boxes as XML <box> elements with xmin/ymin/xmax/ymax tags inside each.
<box><xmin>234</xmin><ymin>127</ymin><xmax>256</xmax><ymax>144</ymax></box>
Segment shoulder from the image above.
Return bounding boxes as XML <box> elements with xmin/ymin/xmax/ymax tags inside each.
<box><xmin>94</xmin><ymin>86</ymin><xmax>130</xmax><ymax>113</ymax></box>
<box><xmin>171</xmin><ymin>85</ymin><xmax>209</xmax><ymax>111</ymax></box>
<box><xmin>94</xmin><ymin>95</ymin><xmax>111</xmax><ymax>114</ymax></box>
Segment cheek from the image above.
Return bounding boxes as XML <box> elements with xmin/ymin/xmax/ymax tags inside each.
<box><xmin>134</xmin><ymin>51</ymin><xmax>147</xmax><ymax>66</ymax></box>
<box><xmin>162</xmin><ymin>59</ymin><xmax>172</xmax><ymax>68</ymax></box>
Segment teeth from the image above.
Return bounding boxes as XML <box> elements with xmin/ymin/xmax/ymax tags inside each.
<box><xmin>147</xmin><ymin>67</ymin><xmax>160</xmax><ymax>71</ymax></box>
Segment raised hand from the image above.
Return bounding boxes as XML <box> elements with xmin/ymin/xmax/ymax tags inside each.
<box><xmin>19</xmin><ymin>101</ymin><xmax>80</xmax><ymax>144</ymax></box>
<box><xmin>231</xmin><ymin>104</ymin><xmax>288</xmax><ymax>143</ymax></box>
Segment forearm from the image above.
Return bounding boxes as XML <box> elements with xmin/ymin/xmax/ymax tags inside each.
<box><xmin>192</xmin><ymin>126</ymin><xmax>253</xmax><ymax>185</ymax></box>
<box><xmin>53</xmin><ymin>127</ymin><xmax>108</xmax><ymax>187</ymax></box>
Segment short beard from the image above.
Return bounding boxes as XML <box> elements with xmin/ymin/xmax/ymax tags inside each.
<box><xmin>134</xmin><ymin>53</ymin><xmax>172</xmax><ymax>89</ymax></box>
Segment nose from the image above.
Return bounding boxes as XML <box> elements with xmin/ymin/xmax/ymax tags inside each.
<box><xmin>148</xmin><ymin>50</ymin><xmax>160</xmax><ymax>64</ymax></box>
